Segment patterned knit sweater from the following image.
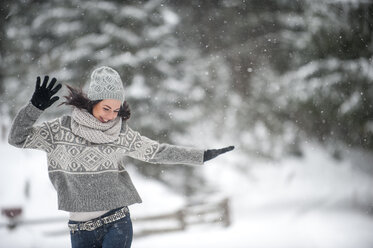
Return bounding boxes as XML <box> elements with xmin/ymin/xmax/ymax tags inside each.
<box><xmin>8</xmin><ymin>103</ymin><xmax>204</xmax><ymax>212</ymax></box>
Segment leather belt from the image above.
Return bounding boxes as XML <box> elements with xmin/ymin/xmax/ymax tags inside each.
<box><xmin>68</xmin><ymin>207</ymin><xmax>128</xmax><ymax>233</ymax></box>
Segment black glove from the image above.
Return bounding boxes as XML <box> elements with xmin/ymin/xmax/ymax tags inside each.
<box><xmin>203</xmin><ymin>146</ymin><xmax>235</xmax><ymax>162</ymax></box>
<box><xmin>31</xmin><ymin>76</ymin><xmax>62</xmax><ymax>110</ymax></box>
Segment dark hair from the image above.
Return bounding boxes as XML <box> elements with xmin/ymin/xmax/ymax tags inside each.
<box><xmin>61</xmin><ymin>85</ymin><xmax>131</xmax><ymax>121</ymax></box>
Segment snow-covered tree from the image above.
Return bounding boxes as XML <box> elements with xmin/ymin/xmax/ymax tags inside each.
<box><xmin>273</xmin><ymin>0</ymin><xmax>373</xmax><ymax>152</ymax></box>
<box><xmin>171</xmin><ymin>0</ymin><xmax>373</xmax><ymax>157</ymax></box>
<box><xmin>170</xmin><ymin>0</ymin><xmax>306</xmax><ymax>158</ymax></box>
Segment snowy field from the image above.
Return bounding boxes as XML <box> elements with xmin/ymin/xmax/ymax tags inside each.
<box><xmin>1</xmin><ymin>142</ymin><xmax>373</xmax><ymax>248</ymax></box>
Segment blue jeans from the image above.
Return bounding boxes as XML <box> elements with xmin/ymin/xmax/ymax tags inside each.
<box><xmin>69</xmin><ymin>207</ymin><xmax>133</xmax><ymax>248</ymax></box>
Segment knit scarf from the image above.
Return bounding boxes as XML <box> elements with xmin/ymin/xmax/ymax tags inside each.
<box><xmin>71</xmin><ymin>108</ymin><xmax>122</xmax><ymax>144</ymax></box>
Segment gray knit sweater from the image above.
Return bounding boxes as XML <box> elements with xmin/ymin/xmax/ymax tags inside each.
<box><xmin>8</xmin><ymin>103</ymin><xmax>204</xmax><ymax>212</ymax></box>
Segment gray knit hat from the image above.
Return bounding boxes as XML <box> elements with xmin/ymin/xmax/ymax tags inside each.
<box><xmin>87</xmin><ymin>66</ymin><xmax>125</xmax><ymax>102</ymax></box>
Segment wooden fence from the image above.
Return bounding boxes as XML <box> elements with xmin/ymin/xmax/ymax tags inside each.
<box><xmin>0</xmin><ymin>198</ymin><xmax>230</xmax><ymax>238</ymax></box>
<box><xmin>134</xmin><ymin>198</ymin><xmax>230</xmax><ymax>237</ymax></box>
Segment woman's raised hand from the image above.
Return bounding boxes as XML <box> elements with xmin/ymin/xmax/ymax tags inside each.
<box><xmin>203</xmin><ymin>146</ymin><xmax>235</xmax><ymax>162</ymax></box>
<box><xmin>31</xmin><ymin>76</ymin><xmax>62</xmax><ymax>110</ymax></box>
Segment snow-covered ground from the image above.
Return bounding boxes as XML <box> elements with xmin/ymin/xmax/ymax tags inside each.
<box><xmin>0</xmin><ymin>141</ymin><xmax>373</xmax><ymax>248</ymax></box>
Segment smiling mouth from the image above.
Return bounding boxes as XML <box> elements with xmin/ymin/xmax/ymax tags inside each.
<box><xmin>99</xmin><ymin>117</ymin><xmax>108</xmax><ymax>123</ymax></box>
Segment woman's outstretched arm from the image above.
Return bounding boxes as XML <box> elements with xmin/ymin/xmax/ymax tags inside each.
<box><xmin>123</xmin><ymin>124</ymin><xmax>234</xmax><ymax>165</ymax></box>
<box><xmin>8</xmin><ymin>76</ymin><xmax>61</xmax><ymax>149</ymax></box>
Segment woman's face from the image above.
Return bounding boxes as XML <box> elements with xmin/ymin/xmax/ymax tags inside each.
<box><xmin>92</xmin><ymin>99</ymin><xmax>122</xmax><ymax>123</ymax></box>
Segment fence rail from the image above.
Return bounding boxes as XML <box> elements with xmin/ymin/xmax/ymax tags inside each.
<box><xmin>134</xmin><ymin>198</ymin><xmax>230</xmax><ymax>237</ymax></box>
<box><xmin>0</xmin><ymin>198</ymin><xmax>230</xmax><ymax>238</ymax></box>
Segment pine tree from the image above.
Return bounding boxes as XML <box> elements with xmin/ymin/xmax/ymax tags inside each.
<box><xmin>170</xmin><ymin>0</ymin><xmax>305</xmax><ymax>158</ymax></box>
<box><xmin>275</xmin><ymin>1</ymin><xmax>373</xmax><ymax>151</ymax></box>
<box><xmin>171</xmin><ymin>0</ymin><xmax>373</xmax><ymax>156</ymax></box>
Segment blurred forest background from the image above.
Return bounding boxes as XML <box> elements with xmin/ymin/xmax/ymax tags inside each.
<box><xmin>0</xmin><ymin>0</ymin><xmax>372</xmax><ymax>197</ymax></box>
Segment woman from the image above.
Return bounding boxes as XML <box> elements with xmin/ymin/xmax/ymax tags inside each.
<box><xmin>8</xmin><ymin>66</ymin><xmax>234</xmax><ymax>248</ymax></box>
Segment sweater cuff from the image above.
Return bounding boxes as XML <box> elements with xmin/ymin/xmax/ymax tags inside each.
<box><xmin>197</xmin><ymin>149</ymin><xmax>205</xmax><ymax>165</ymax></box>
<box><xmin>25</xmin><ymin>102</ymin><xmax>44</xmax><ymax>121</ymax></box>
